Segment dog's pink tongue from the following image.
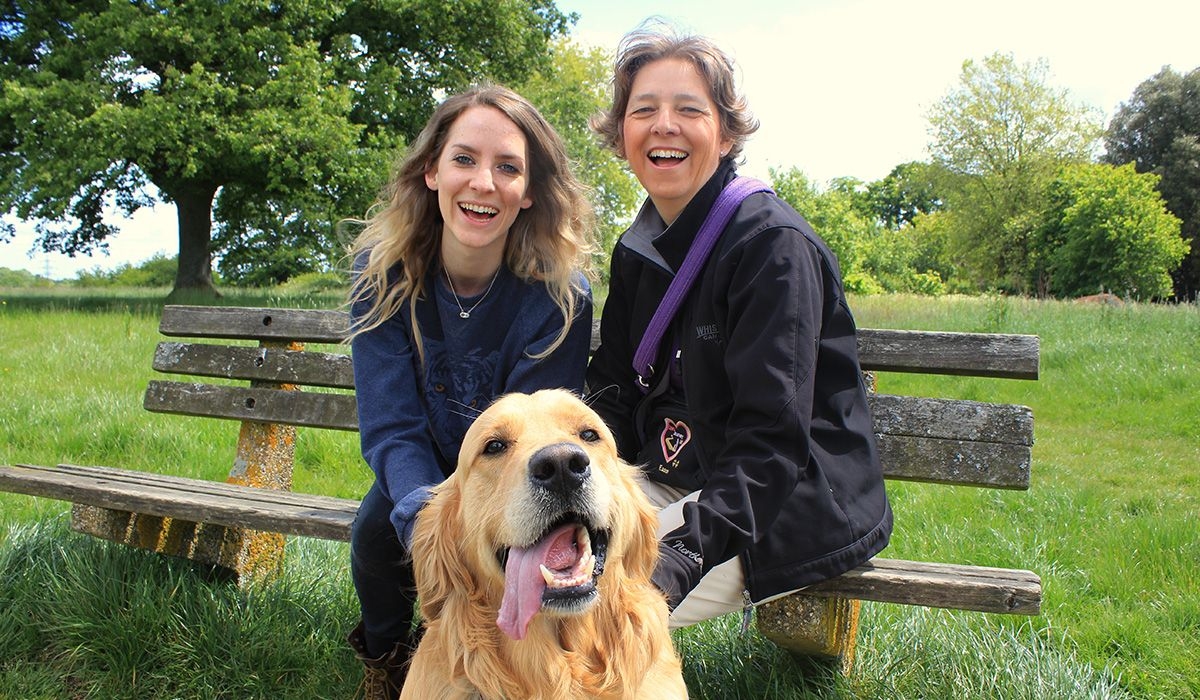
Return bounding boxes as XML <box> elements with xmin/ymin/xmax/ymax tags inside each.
<box><xmin>497</xmin><ymin>524</ymin><xmax>577</xmax><ymax>640</ymax></box>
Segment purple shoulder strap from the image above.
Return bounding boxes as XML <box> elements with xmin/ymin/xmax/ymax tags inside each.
<box><xmin>633</xmin><ymin>175</ymin><xmax>773</xmax><ymax>391</ymax></box>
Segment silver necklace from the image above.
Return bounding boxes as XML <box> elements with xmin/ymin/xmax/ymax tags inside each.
<box><xmin>443</xmin><ymin>266</ymin><xmax>499</xmax><ymax>319</ymax></box>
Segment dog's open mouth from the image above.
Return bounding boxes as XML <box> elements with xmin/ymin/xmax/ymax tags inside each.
<box><xmin>496</xmin><ymin>517</ymin><xmax>610</xmax><ymax>640</ymax></box>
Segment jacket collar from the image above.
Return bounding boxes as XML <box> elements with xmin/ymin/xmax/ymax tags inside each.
<box><xmin>622</xmin><ymin>158</ymin><xmax>738</xmax><ymax>274</ymax></box>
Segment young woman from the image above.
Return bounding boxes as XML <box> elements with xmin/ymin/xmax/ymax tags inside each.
<box><xmin>587</xmin><ymin>22</ymin><xmax>892</xmax><ymax>628</ymax></box>
<box><xmin>345</xmin><ymin>84</ymin><xmax>595</xmax><ymax>699</ymax></box>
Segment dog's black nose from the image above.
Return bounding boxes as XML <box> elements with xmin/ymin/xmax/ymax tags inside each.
<box><xmin>528</xmin><ymin>443</ymin><xmax>591</xmax><ymax>495</ymax></box>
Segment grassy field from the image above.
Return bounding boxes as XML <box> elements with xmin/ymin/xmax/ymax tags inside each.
<box><xmin>1</xmin><ymin>289</ymin><xmax>1197</xmax><ymax>698</ymax></box>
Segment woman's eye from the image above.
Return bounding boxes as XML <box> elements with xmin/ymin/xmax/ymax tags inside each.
<box><xmin>452</xmin><ymin>154</ymin><xmax>474</xmax><ymax>166</ymax></box>
<box><xmin>498</xmin><ymin>162</ymin><xmax>520</xmax><ymax>175</ymax></box>
<box><xmin>484</xmin><ymin>439</ymin><xmax>507</xmax><ymax>455</ymax></box>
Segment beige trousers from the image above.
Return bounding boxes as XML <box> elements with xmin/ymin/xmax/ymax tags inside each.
<box><xmin>642</xmin><ymin>480</ymin><xmax>798</xmax><ymax>629</ymax></box>
<box><xmin>640</xmin><ymin>482</ymin><xmax>744</xmax><ymax>629</ymax></box>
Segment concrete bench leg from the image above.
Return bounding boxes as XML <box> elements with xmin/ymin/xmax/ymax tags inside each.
<box><xmin>71</xmin><ymin>340</ymin><xmax>301</xmax><ymax>585</ymax></box>
<box><xmin>755</xmin><ymin>594</ymin><xmax>860</xmax><ymax>673</ymax></box>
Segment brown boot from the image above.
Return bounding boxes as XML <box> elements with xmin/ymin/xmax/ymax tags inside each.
<box><xmin>348</xmin><ymin>621</ymin><xmax>410</xmax><ymax>700</ymax></box>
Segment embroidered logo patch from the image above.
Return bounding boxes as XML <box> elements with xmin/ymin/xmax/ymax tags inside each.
<box><xmin>694</xmin><ymin>323</ymin><xmax>721</xmax><ymax>343</ymax></box>
<box><xmin>660</xmin><ymin>418</ymin><xmax>692</xmax><ymax>463</ymax></box>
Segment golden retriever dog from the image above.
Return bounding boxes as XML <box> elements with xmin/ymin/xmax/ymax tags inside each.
<box><xmin>402</xmin><ymin>389</ymin><xmax>688</xmax><ymax>700</ymax></box>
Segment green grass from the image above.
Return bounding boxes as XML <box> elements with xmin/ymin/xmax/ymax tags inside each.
<box><xmin>2</xmin><ymin>292</ymin><xmax>1197</xmax><ymax>698</ymax></box>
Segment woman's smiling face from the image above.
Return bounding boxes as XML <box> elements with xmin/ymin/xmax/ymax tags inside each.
<box><xmin>621</xmin><ymin>57</ymin><xmax>732</xmax><ymax>224</ymax></box>
<box><xmin>425</xmin><ymin>105</ymin><xmax>533</xmax><ymax>260</ymax></box>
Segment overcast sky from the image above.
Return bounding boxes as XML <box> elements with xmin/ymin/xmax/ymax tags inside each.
<box><xmin>4</xmin><ymin>0</ymin><xmax>1199</xmax><ymax>279</ymax></box>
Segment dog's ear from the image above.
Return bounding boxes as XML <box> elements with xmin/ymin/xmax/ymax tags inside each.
<box><xmin>410</xmin><ymin>479</ymin><xmax>473</xmax><ymax>622</ymax></box>
<box><xmin>617</xmin><ymin>464</ymin><xmax>662</xmax><ymax>583</ymax></box>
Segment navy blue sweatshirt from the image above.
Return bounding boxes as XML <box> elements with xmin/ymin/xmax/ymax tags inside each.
<box><xmin>351</xmin><ymin>264</ymin><xmax>593</xmax><ymax>543</ymax></box>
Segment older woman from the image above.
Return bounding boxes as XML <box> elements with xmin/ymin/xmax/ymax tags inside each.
<box><xmin>586</xmin><ymin>21</ymin><xmax>893</xmax><ymax>627</ymax></box>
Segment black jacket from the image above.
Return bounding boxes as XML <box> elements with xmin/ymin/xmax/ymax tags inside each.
<box><xmin>586</xmin><ymin>160</ymin><xmax>892</xmax><ymax>606</ymax></box>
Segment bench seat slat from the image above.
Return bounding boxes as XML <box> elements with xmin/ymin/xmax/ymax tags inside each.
<box><xmin>2</xmin><ymin>463</ymin><xmax>356</xmax><ymax>541</ymax></box>
<box><xmin>53</xmin><ymin>463</ymin><xmax>359</xmax><ymax>511</ymax></box>
<box><xmin>802</xmin><ymin>557</ymin><xmax>1041</xmax><ymax>615</ymax></box>
<box><xmin>0</xmin><ymin>463</ymin><xmax>1039</xmax><ymax>614</ymax></box>
<box><xmin>159</xmin><ymin>306</ymin><xmax>1039</xmax><ymax>379</ymax></box>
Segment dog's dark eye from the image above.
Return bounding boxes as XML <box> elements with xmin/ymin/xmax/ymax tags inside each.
<box><xmin>483</xmin><ymin>439</ymin><xmax>507</xmax><ymax>455</ymax></box>
<box><xmin>579</xmin><ymin>428</ymin><xmax>600</xmax><ymax>443</ymax></box>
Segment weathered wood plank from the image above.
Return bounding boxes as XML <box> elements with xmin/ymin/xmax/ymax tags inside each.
<box><xmin>1</xmin><ymin>463</ymin><xmax>356</xmax><ymax>541</ymax></box>
<box><xmin>857</xmin><ymin>329</ymin><xmax>1039</xmax><ymax>380</ymax></box>
<box><xmin>869</xmin><ymin>394</ymin><xmax>1034</xmax><ymax>445</ymax></box>
<box><xmin>140</xmin><ymin>381</ymin><xmax>1031</xmax><ymax>488</ymax></box>
<box><xmin>143</xmin><ymin>377</ymin><xmax>1031</xmax><ymax>446</ymax></box>
<box><xmin>159</xmin><ymin>306</ymin><xmax>350</xmax><ymax>344</ymax></box>
<box><xmin>142</xmin><ymin>380</ymin><xmax>1035</xmax><ymax>447</ymax></box>
<box><xmin>55</xmin><ymin>463</ymin><xmax>357</xmax><ymax>511</ymax></box>
<box><xmin>143</xmin><ymin>381</ymin><xmax>358</xmax><ymax>431</ymax></box>
<box><xmin>0</xmin><ymin>463</ymin><xmax>1039</xmax><ymax>614</ymax></box>
<box><xmin>160</xmin><ymin>306</ymin><xmax>1039</xmax><ymax>379</ymax></box>
<box><xmin>879</xmin><ymin>435</ymin><xmax>1030</xmax><ymax>489</ymax></box>
<box><xmin>153</xmin><ymin>342</ymin><xmax>355</xmax><ymax>389</ymax></box>
<box><xmin>802</xmin><ymin>557</ymin><xmax>1042</xmax><ymax>615</ymax></box>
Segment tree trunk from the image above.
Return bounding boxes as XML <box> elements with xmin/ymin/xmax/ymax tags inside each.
<box><xmin>170</xmin><ymin>185</ymin><xmax>221</xmax><ymax>299</ymax></box>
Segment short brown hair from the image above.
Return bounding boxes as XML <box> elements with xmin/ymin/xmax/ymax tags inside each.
<box><xmin>591</xmin><ymin>19</ymin><xmax>759</xmax><ymax>161</ymax></box>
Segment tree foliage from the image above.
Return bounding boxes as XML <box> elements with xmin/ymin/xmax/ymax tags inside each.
<box><xmin>75</xmin><ymin>252</ymin><xmax>179</xmax><ymax>288</ymax></box>
<box><xmin>1103</xmin><ymin>66</ymin><xmax>1200</xmax><ymax>300</ymax></box>
<box><xmin>771</xmin><ymin>167</ymin><xmax>873</xmax><ymax>281</ymax></box>
<box><xmin>1033</xmin><ymin>163</ymin><xmax>1186</xmax><ymax>299</ymax></box>
<box><xmin>865</xmin><ymin>161</ymin><xmax>949</xmax><ymax>230</ymax></box>
<box><xmin>0</xmin><ymin>1</ymin><xmax>572</xmax><ymax>294</ymax></box>
<box><xmin>926</xmin><ymin>53</ymin><xmax>1103</xmax><ymax>293</ymax></box>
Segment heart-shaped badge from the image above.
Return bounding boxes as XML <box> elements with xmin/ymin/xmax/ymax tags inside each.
<box><xmin>661</xmin><ymin>418</ymin><xmax>692</xmax><ymax>463</ymax></box>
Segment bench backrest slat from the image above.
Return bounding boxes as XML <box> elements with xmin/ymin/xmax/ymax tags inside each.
<box><xmin>159</xmin><ymin>306</ymin><xmax>349</xmax><ymax>343</ymax></box>
<box><xmin>159</xmin><ymin>306</ymin><xmax>1040</xmax><ymax>379</ymax></box>
<box><xmin>879</xmin><ymin>437</ymin><xmax>1030</xmax><ymax>489</ymax></box>
<box><xmin>153</xmin><ymin>342</ymin><xmax>355</xmax><ymax>389</ymax></box>
<box><xmin>871</xmin><ymin>394</ymin><xmax>1032</xmax><ymax>446</ymax></box>
<box><xmin>857</xmin><ymin>329</ymin><xmax>1039</xmax><ymax>379</ymax></box>
<box><xmin>144</xmin><ymin>380</ymin><xmax>358</xmax><ymax>431</ymax></box>
<box><xmin>143</xmin><ymin>380</ymin><xmax>1031</xmax><ymax>489</ymax></box>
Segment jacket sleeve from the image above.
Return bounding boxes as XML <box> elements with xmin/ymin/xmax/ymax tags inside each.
<box><xmin>657</xmin><ymin>223</ymin><xmax>829</xmax><ymax>598</ymax></box>
<box><xmin>350</xmin><ymin>305</ymin><xmax>445</xmax><ymax>548</ymax></box>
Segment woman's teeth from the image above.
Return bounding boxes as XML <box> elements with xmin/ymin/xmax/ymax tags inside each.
<box><xmin>649</xmin><ymin>149</ymin><xmax>687</xmax><ymax>162</ymax></box>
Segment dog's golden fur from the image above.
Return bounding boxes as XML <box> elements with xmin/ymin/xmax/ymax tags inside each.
<box><xmin>402</xmin><ymin>389</ymin><xmax>687</xmax><ymax>699</ymax></box>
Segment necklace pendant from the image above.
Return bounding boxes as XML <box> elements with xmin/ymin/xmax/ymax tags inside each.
<box><xmin>459</xmin><ymin>311</ymin><xmax>470</xmax><ymax>319</ymax></box>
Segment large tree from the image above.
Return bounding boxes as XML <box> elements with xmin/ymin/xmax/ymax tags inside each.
<box><xmin>926</xmin><ymin>53</ymin><xmax>1102</xmax><ymax>293</ymax></box>
<box><xmin>1103</xmin><ymin>66</ymin><xmax>1200</xmax><ymax>301</ymax></box>
<box><xmin>0</xmin><ymin>0</ymin><xmax>572</xmax><ymax>295</ymax></box>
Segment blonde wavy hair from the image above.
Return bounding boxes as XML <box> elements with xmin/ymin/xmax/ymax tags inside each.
<box><xmin>347</xmin><ymin>84</ymin><xmax>596</xmax><ymax>359</ymax></box>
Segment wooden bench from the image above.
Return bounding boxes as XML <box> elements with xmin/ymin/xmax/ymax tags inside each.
<box><xmin>0</xmin><ymin>304</ymin><xmax>1041</xmax><ymax>664</ymax></box>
